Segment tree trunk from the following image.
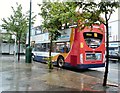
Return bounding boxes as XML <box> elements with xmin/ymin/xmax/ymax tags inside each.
<box><xmin>49</xmin><ymin>34</ymin><xmax>53</xmax><ymax>69</ymax></box>
<box><xmin>9</xmin><ymin>43</ymin><xmax>10</xmax><ymax>54</ymax></box>
<box><xmin>103</xmin><ymin>13</ymin><xmax>109</xmax><ymax>86</ymax></box>
<box><xmin>18</xmin><ymin>39</ymin><xmax>21</xmax><ymax>62</ymax></box>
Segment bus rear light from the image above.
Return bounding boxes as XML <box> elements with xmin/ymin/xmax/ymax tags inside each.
<box><xmin>80</xmin><ymin>54</ymin><xmax>83</xmax><ymax>64</ymax></box>
<box><xmin>80</xmin><ymin>43</ymin><xmax>84</xmax><ymax>48</ymax></box>
<box><xmin>103</xmin><ymin>54</ymin><xmax>106</xmax><ymax>63</ymax></box>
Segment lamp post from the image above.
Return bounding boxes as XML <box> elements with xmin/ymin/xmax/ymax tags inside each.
<box><xmin>25</xmin><ymin>0</ymin><xmax>32</xmax><ymax>63</ymax></box>
<box><xmin>28</xmin><ymin>0</ymin><xmax>32</xmax><ymax>47</ymax></box>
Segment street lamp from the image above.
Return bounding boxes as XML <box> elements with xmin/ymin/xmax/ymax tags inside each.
<box><xmin>28</xmin><ymin>0</ymin><xmax>32</xmax><ymax>47</ymax></box>
<box><xmin>25</xmin><ymin>0</ymin><xmax>32</xmax><ymax>63</ymax></box>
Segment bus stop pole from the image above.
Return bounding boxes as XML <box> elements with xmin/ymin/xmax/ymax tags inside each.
<box><xmin>25</xmin><ymin>0</ymin><xmax>32</xmax><ymax>63</ymax></box>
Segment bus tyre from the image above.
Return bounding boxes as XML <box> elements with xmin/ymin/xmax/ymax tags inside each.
<box><xmin>57</xmin><ymin>56</ymin><xmax>64</xmax><ymax>68</ymax></box>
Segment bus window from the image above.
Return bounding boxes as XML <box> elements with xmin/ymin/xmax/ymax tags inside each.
<box><xmin>55</xmin><ymin>43</ymin><xmax>64</xmax><ymax>53</ymax></box>
<box><xmin>55</xmin><ymin>42</ymin><xmax>70</xmax><ymax>53</ymax></box>
<box><xmin>33</xmin><ymin>43</ymin><xmax>49</xmax><ymax>52</ymax></box>
<box><xmin>83</xmin><ymin>32</ymin><xmax>103</xmax><ymax>49</ymax></box>
<box><xmin>63</xmin><ymin>45</ymin><xmax>69</xmax><ymax>53</ymax></box>
<box><xmin>33</xmin><ymin>44</ymin><xmax>41</xmax><ymax>51</ymax></box>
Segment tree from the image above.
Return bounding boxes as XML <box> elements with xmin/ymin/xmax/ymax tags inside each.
<box><xmin>39</xmin><ymin>2</ymin><xmax>78</xmax><ymax>69</ymax></box>
<box><xmin>98</xmin><ymin>1</ymin><xmax>119</xmax><ymax>86</ymax></box>
<box><xmin>40</xmin><ymin>0</ymin><xmax>120</xmax><ymax>85</ymax></box>
<box><xmin>1</xmin><ymin>3</ymin><xmax>36</xmax><ymax>62</ymax></box>
<box><xmin>76</xmin><ymin>0</ymin><xmax>120</xmax><ymax>86</ymax></box>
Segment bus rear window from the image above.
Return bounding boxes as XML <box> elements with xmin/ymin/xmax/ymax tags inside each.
<box><xmin>83</xmin><ymin>32</ymin><xmax>103</xmax><ymax>49</ymax></box>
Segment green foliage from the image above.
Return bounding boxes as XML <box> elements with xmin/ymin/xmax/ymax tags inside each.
<box><xmin>39</xmin><ymin>2</ymin><xmax>78</xmax><ymax>38</ymax></box>
<box><xmin>47</xmin><ymin>57</ymin><xmax>53</xmax><ymax>69</ymax></box>
<box><xmin>1</xmin><ymin>2</ymin><xmax>36</xmax><ymax>44</ymax></box>
<box><xmin>1</xmin><ymin>3</ymin><xmax>27</xmax><ymax>43</ymax></box>
<box><xmin>77</xmin><ymin>1</ymin><xmax>120</xmax><ymax>26</ymax></box>
<box><xmin>43</xmin><ymin>56</ymin><xmax>53</xmax><ymax>69</ymax></box>
<box><xmin>2</xmin><ymin>34</ymin><xmax>14</xmax><ymax>43</ymax></box>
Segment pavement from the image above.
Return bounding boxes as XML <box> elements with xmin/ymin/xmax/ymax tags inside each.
<box><xmin>0</xmin><ymin>55</ymin><xmax>119</xmax><ymax>92</ymax></box>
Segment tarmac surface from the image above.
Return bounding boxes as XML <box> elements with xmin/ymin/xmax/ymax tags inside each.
<box><xmin>0</xmin><ymin>55</ymin><xmax>119</xmax><ymax>92</ymax></box>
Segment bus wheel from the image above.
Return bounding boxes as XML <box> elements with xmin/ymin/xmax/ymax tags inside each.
<box><xmin>57</xmin><ymin>56</ymin><xmax>64</xmax><ymax>68</ymax></box>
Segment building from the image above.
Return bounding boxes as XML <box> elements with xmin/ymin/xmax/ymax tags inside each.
<box><xmin>0</xmin><ymin>26</ymin><xmax>25</xmax><ymax>54</ymax></box>
<box><xmin>108</xmin><ymin>8</ymin><xmax>120</xmax><ymax>54</ymax></box>
<box><xmin>118</xmin><ymin>8</ymin><xmax>120</xmax><ymax>53</ymax></box>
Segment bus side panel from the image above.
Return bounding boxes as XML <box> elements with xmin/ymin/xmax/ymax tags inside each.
<box><xmin>52</xmin><ymin>53</ymin><xmax>68</xmax><ymax>62</ymax></box>
<box><xmin>65</xmin><ymin>28</ymin><xmax>80</xmax><ymax>66</ymax></box>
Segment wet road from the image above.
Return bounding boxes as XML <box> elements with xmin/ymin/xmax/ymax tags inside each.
<box><xmin>88</xmin><ymin>62</ymin><xmax>119</xmax><ymax>84</ymax></box>
<box><xmin>0</xmin><ymin>55</ymin><xmax>119</xmax><ymax>92</ymax></box>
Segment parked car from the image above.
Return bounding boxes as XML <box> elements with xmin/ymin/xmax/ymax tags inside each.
<box><xmin>109</xmin><ymin>52</ymin><xmax>120</xmax><ymax>62</ymax></box>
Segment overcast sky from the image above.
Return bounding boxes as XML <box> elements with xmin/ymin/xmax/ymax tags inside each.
<box><xmin>0</xmin><ymin>0</ymin><xmax>118</xmax><ymax>26</ymax></box>
<box><xmin>0</xmin><ymin>0</ymin><xmax>43</xmax><ymax>26</ymax></box>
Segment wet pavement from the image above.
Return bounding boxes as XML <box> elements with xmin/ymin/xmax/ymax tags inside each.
<box><xmin>0</xmin><ymin>55</ymin><xmax>119</xmax><ymax>92</ymax></box>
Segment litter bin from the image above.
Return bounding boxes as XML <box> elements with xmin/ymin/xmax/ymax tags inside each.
<box><xmin>25</xmin><ymin>46</ymin><xmax>32</xmax><ymax>63</ymax></box>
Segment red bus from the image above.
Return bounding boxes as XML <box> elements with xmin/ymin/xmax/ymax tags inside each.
<box><xmin>32</xmin><ymin>24</ymin><xmax>105</xmax><ymax>69</ymax></box>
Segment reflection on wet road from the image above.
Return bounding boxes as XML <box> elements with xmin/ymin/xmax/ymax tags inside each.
<box><xmin>89</xmin><ymin>62</ymin><xmax>119</xmax><ymax>84</ymax></box>
<box><xmin>0</xmin><ymin>55</ymin><xmax>119</xmax><ymax>91</ymax></box>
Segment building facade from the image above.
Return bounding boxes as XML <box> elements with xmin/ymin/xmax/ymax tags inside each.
<box><xmin>108</xmin><ymin>8</ymin><xmax>120</xmax><ymax>54</ymax></box>
<box><xmin>0</xmin><ymin>27</ymin><xmax>25</xmax><ymax>54</ymax></box>
<box><xmin>118</xmin><ymin>7</ymin><xmax>120</xmax><ymax>53</ymax></box>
